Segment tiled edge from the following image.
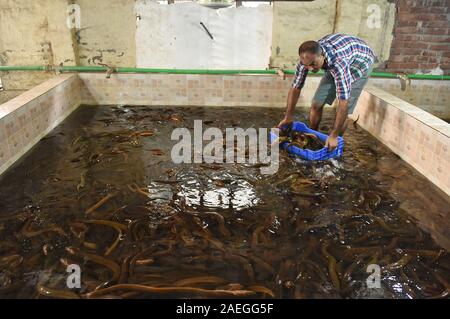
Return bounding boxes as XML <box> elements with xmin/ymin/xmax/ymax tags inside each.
<box><xmin>368</xmin><ymin>78</ymin><xmax>450</xmax><ymax>119</ymax></box>
<box><xmin>0</xmin><ymin>74</ymin><xmax>76</xmax><ymax>119</ymax></box>
<box><xmin>0</xmin><ymin>74</ymin><xmax>81</xmax><ymax>176</ymax></box>
<box><xmin>78</xmin><ymin>73</ymin><xmax>322</xmax><ymax>108</ymax></box>
<box><xmin>364</xmin><ymin>85</ymin><xmax>450</xmax><ymax>136</ymax></box>
<box><xmin>353</xmin><ymin>87</ymin><xmax>450</xmax><ymax>197</ymax></box>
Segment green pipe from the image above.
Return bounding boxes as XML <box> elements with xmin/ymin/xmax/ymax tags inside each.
<box><xmin>0</xmin><ymin>65</ymin><xmax>47</xmax><ymax>71</ymax></box>
<box><xmin>0</xmin><ymin>65</ymin><xmax>449</xmax><ymax>80</ymax></box>
<box><xmin>62</xmin><ymin>66</ymin><xmax>109</xmax><ymax>72</ymax></box>
<box><xmin>368</xmin><ymin>71</ymin><xmax>398</xmax><ymax>78</ymax></box>
<box><xmin>117</xmin><ymin>67</ymin><xmax>278</xmax><ymax>74</ymax></box>
<box><xmin>407</xmin><ymin>73</ymin><xmax>450</xmax><ymax>80</ymax></box>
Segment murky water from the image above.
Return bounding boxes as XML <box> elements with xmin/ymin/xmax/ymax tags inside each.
<box><xmin>0</xmin><ymin>105</ymin><xmax>448</xmax><ymax>299</ymax></box>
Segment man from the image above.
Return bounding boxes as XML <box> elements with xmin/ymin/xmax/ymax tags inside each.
<box><xmin>278</xmin><ymin>33</ymin><xmax>375</xmax><ymax>151</ymax></box>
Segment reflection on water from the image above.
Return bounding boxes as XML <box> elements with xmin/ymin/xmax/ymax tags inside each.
<box><xmin>0</xmin><ymin>105</ymin><xmax>448</xmax><ymax>299</ymax></box>
<box><xmin>146</xmin><ymin>183</ymin><xmax>173</xmax><ymax>201</ymax></box>
<box><xmin>177</xmin><ymin>175</ymin><xmax>260</xmax><ymax>210</ymax></box>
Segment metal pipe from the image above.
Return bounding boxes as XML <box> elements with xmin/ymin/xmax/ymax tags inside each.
<box><xmin>0</xmin><ymin>65</ymin><xmax>449</xmax><ymax>80</ymax></box>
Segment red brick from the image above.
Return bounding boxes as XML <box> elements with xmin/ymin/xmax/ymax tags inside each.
<box><xmin>395</xmin><ymin>26</ymin><xmax>420</xmax><ymax>34</ymax></box>
<box><xmin>398</xmin><ymin>3</ymin><xmax>412</xmax><ymax>11</ymax></box>
<box><xmin>402</xmin><ymin>0</ymin><xmax>415</xmax><ymax>7</ymax></box>
<box><xmin>428</xmin><ymin>7</ymin><xmax>449</xmax><ymax>14</ymax></box>
<box><xmin>429</xmin><ymin>44</ymin><xmax>449</xmax><ymax>50</ymax></box>
<box><xmin>406</xmin><ymin>7</ymin><xmax>426</xmax><ymax>14</ymax></box>
<box><xmin>421</xmin><ymin>28</ymin><xmax>448</xmax><ymax>35</ymax></box>
<box><xmin>388</xmin><ymin>62</ymin><xmax>419</xmax><ymax>69</ymax></box>
<box><xmin>386</xmin><ymin>63</ymin><xmax>401</xmax><ymax>69</ymax></box>
<box><xmin>390</xmin><ymin>47</ymin><xmax>402</xmax><ymax>55</ymax></box>
<box><xmin>392</xmin><ymin>41</ymin><xmax>405</xmax><ymax>48</ymax></box>
<box><xmin>389</xmin><ymin>49</ymin><xmax>399</xmax><ymax>56</ymax></box>
<box><xmin>431</xmin><ymin>1</ymin><xmax>448</xmax><ymax>7</ymax></box>
<box><xmin>421</xmin><ymin>21</ymin><xmax>449</xmax><ymax>28</ymax></box>
<box><xmin>415</xmin><ymin>13</ymin><xmax>436</xmax><ymax>20</ymax></box>
<box><xmin>415</xmin><ymin>56</ymin><xmax>430</xmax><ymax>62</ymax></box>
<box><xmin>388</xmin><ymin>0</ymin><xmax>449</xmax><ymax>74</ymax></box>
<box><xmin>390</xmin><ymin>55</ymin><xmax>408</xmax><ymax>63</ymax></box>
<box><xmin>418</xmin><ymin>63</ymin><xmax>439</xmax><ymax>69</ymax></box>
<box><xmin>416</xmin><ymin>13</ymin><xmax>448</xmax><ymax>20</ymax></box>
<box><xmin>385</xmin><ymin>68</ymin><xmax>417</xmax><ymax>75</ymax></box>
<box><xmin>408</xmin><ymin>6</ymin><xmax>447</xmax><ymax>14</ymax></box>
<box><xmin>391</xmin><ymin>55</ymin><xmax>407</xmax><ymax>63</ymax></box>
<box><xmin>397</xmin><ymin>20</ymin><xmax>421</xmax><ymax>27</ymax></box>
<box><xmin>403</xmin><ymin>41</ymin><xmax>429</xmax><ymax>49</ymax></box>
<box><xmin>420</xmin><ymin>35</ymin><xmax>450</xmax><ymax>42</ymax></box>
<box><xmin>421</xmin><ymin>50</ymin><xmax>438</xmax><ymax>57</ymax></box>
<box><xmin>399</xmin><ymin>48</ymin><xmax>424</xmax><ymax>56</ymax></box>
<box><xmin>397</xmin><ymin>12</ymin><xmax>417</xmax><ymax>21</ymax></box>
<box><xmin>395</xmin><ymin>34</ymin><xmax>421</xmax><ymax>42</ymax></box>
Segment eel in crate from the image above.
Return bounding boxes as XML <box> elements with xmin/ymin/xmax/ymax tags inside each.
<box><xmin>272</xmin><ymin>123</ymin><xmax>325</xmax><ymax>151</ymax></box>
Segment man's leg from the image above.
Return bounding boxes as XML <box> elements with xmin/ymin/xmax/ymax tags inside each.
<box><xmin>339</xmin><ymin>119</ymin><xmax>349</xmax><ymax>135</ymax></box>
<box><xmin>309</xmin><ymin>72</ymin><xmax>336</xmax><ymax>130</ymax></box>
<box><xmin>342</xmin><ymin>65</ymin><xmax>373</xmax><ymax>134</ymax></box>
<box><xmin>309</xmin><ymin>100</ymin><xmax>325</xmax><ymax>130</ymax></box>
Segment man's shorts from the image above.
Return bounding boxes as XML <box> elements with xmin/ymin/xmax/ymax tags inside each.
<box><xmin>312</xmin><ymin>65</ymin><xmax>373</xmax><ymax>114</ymax></box>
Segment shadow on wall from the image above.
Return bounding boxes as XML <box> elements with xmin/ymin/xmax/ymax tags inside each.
<box><xmin>356</xmin><ymin>91</ymin><xmax>387</xmax><ymax>140</ymax></box>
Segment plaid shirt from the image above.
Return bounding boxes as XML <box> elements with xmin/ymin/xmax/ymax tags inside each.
<box><xmin>292</xmin><ymin>34</ymin><xmax>375</xmax><ymax>100</ymax></box>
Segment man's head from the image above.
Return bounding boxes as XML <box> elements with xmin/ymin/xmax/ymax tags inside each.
<box><xmin>298</xmin><ymin>41</ymin><xmax>325</xmax><ymax>73</ymax></box>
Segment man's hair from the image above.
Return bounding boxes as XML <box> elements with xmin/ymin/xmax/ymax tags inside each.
<box><xmin>298</xmin><ymin>41</ymin><xmax>322</xmax><ymax>56</ymax></box>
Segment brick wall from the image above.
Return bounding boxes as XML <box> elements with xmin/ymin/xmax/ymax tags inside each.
<box><xmin>382</xmin><ymin>0</ymin><xmax>450</xmax><ymax>75</ymax></box>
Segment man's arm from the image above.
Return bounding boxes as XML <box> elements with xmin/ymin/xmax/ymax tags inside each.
<box><xmin>331</xmin><ymin>99</ymin><xmax>349</xmax><ymax>137</ymax></box>
<box><xmin>278</xmin><ymin>87</ymin><xmax>301</xmax><ymax>127</ymax></box>
<box><xmin>326</xmin><ymin>99</ymin><xmax>348</xmax><ymax>150</ymax></box>
<box><xmin>326</xmin><ymin>60</ymin><xmax>351</xmax><ymax>150</ymax></box>
<box><xmin>277</xmin><ymin>63</ymin><xmax>307</xmax><ymax>127</ymax></box>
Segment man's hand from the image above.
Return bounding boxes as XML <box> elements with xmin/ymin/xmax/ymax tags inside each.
<box><xmin>277</xmin><ymin>115</ymin><xmax>293</xmax><ymax>128</ymax></box>
<box><xmin>325</xmin><ymin>134</ymin><xmax>339</xmax><ymax>151</ymax></box>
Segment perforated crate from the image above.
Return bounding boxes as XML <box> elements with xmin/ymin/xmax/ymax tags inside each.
<box><xmin>270</xmin><ymin>121</ymin><xmax>344</xmax><ymax>161</ymax></box>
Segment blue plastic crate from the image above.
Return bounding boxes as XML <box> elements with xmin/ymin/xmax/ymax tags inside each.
<box><xmin>270</xmin><ymin>121</ymin><xmax>344</xmax><ymax>161</ymax></box>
